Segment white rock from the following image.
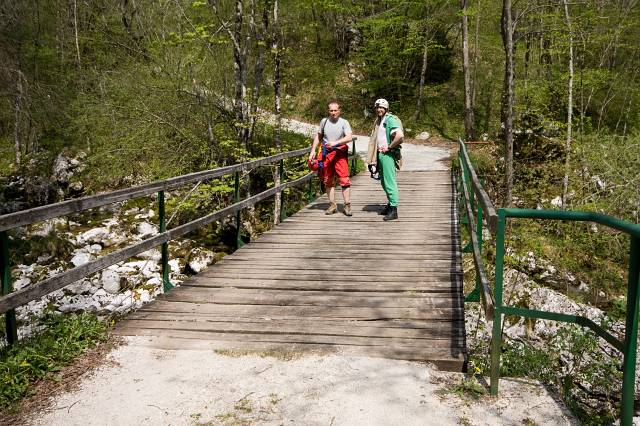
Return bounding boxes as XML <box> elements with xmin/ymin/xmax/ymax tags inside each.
<box><xmin>188</xmin><ymin>250</ymin><xmax>215</xmax><ymax>273</ymax></box>
<box><xmin>138</xmin><ymin>289</ymin><xmax>152</xmax><ymax>303</ymax></box>
<box><xmin>13</xmin><ymin>278</ymin><xmax>31</xmax><ymax>291</ymax></box>
<box><xmin>79</xmin><ymin>228</ymin><xmax>110</xmax><ymax>245</ymax></box>
<box><xmin>416</xmin><ymin>132</ymin><xmax>430</xmax><ymax>140</ymax></box>
<box><xmin>100</xmin><ymin>270</ymin><xmax>121</xmax><ymax>294</ymax></box>
<box><xmin>168</xmin><ymin>259</ymin><xmax>181</xmax><ymax>273</ymax></box>
<box><xmin>37</xmin><ymin>254</ymin><xmax>52</xmax><ymax>263</ymax></box>
<box><xmin>138</xmin><ymin>249</ymin><xmax>161</xmax><ymax>261</ymax></box>
<box><xmin>137</xmin><ymin>222</ymin><xmax>158</xmax><ymax>238</ymax></box>
<box><xmin>104</xmin><ymin>231</ymin><xmax>127</xmax><ymax>247</ymax></box>
<box><xmin>590</xmin><ymin>223</ymin><xmax>599</xmax><ymax>233</ymax></box>
<box><xmin>146</xmin><ymin>277</ymin><xmax>161</xmax><ymax>287</ymax></box>
<box><xmin>550</xmin><ymin>196</ymin><xmax>562</xmax><ymax>207</ymax></box>
<box><xmin>578</xmin><ymin>281</ymin><xmax>590</xmax><ymax>292</ymax></box>
<box><xmin>68</xmin><ymin>281</ymin><xmax>92</xmax><ymax>295</ymax></box>
<box><xmin>89</xmin><ymin>244</ymin><xmax>102</xmax><ymax>253</ymax></box>
<box><xmin>71</xmin><ymin>252</ymin><xmax>92</xmax><ymax>267</ymax></box>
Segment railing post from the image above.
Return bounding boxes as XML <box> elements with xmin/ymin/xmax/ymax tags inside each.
<box><xmin>307</xmin><ymin>178</ymin><xmax>315</xmax><ymax>203</ymax></box>
<box><xmin>490</xmin><ymin>209</ymin><xmax>506</xmax><ymax>396</ymax></box>
<box><xmin>234</xmin><ymin>171</ymin><xmax>244</xmax><ymax>249</ymax></box>
<box><xmin>158</xmin><ymin>191</ymin><xmax>173</xmax><ymax>292</ymax></box>
<box><xmin>350</xmin><ymin>137</ymin><xmax>357</xmax><ymax>175</ymax></box>
<box><xmin>474</xmin><ymin>193</ymin><xmax>484</xmax><ymax>297</ymax></box>
<box><xmin>1</xmin><ymin>231</ymin><xmax>17</xmax><ymax>344</ymax></box>
<box><xmin>279</xmin><ymin>159</ymin><xmax>286</xmax><ymax>222</ymax></box>
<box><xmin>621</xmin><ymin>236</ymin><xmax>640</xmax><ymax>426</ymax></box>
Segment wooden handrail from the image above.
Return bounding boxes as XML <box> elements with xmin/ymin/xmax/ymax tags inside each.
<box><xmin>0</xmin><ymin>147</ymin><xmax>309</xmax><ymax>232</ymax></box>
<box><xmin>458</xmin><ymin>138</ymin><xmax>498</xmax><ymax>233</ymax></box>
<box><xmin>0</xmin><ymin>171</ymin><xmax>314</xmax><ymax>315</ymax></box>
<box><xmin>457</xmin><ymin>172</ymin><xmax>495</xmax><ymax>319</ymax></box>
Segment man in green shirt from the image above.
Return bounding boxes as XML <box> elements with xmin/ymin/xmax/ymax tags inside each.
<box><xmin>369</xmin><ymin>98</ymin><xmax>403</xmax><ymax>221</ymax></box>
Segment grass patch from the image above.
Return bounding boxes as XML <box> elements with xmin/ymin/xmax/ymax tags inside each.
<box><xmin>0</xmin><ymin>312</ymin><xmax>108</xmax><ymax>411</ymax></box>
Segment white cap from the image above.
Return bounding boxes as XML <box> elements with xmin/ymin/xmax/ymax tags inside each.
<box><xmin>374</xmin><ymin>98</ymin><xmax>389</xmax><ymax>109</ymax></box>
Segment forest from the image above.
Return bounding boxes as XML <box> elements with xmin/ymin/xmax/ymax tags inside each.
<box><xmin>1</xmin><ymin>0</ymin><xmax>639</xmax><ymax>422</ymax></box>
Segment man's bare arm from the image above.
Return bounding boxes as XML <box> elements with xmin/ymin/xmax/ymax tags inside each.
<box><xmin>388</xmin><ymin>129</ymin><xmax>404</xmax><ymax>149</ymax></box>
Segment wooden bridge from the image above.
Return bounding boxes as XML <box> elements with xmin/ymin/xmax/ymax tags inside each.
<box><xmin>116</xmin><ymin>170</ymin><xmax>466</xmax><ymax>371</ymax></box>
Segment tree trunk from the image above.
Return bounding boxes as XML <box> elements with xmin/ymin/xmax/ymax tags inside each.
<box><xmin>561</xmin><ymin>0</ymin><xmax>574</xmax><ymax>209</ymax></box>
<box><xmin>414</xmin><ymin>27</ymin><xmax>428</xmax><ymax>120</ymax></box>
<box><xmin>13</xmin><ymin>72</ymin><xmax>23</xmax><ymax>167</ymax></box>
<box><xmin>73</xmin><ymin>0</ymin><xmax>81</xmax><ymax>70</ymax></box>
<box><xmin>247</xmin><ymin>0</ymin><xmax>268</xmax><ymax>145</ymax></box>
<box><xmin>472</xmin><ymin>0</ymin><xmax>481</xmax><ymax>107</ymax></box>
<box><xmin>461</xmin><ymin>0</ymin><xmax>476</xmax><ymax>140</ymax></box>
<box><xmin>233</xmin><ymin>0</ymin><xmax>249</xmax><ymax>151</ymax></box>
<box><xmin>501</xmin><ymin>0</ymin><xmax>515</xmax><ymax>208</ymax></box>
<box><xmin>310</xmin><ymin>1</ymin><xmax>321</xmax><ymax>49</ymax></box>
<box><xmin>272</xmin><ymin>0</ymin><xmax>283</xmax><ymax>225</ymax></box>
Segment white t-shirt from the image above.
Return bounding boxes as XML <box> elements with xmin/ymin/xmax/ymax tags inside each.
<box><xmin>318</xmin><ymin>117</ymin><xmax>352</xmax><ymax>145</ymax></box>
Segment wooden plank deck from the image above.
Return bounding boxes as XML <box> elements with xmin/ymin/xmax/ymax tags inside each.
<box><xmin>115</xmin><ymin>170</ymin><xmax>467</xmax><ymax>371</ymax></box>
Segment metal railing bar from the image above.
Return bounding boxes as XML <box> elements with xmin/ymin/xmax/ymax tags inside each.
<box><xmin>503</xmin><ymin>208</ymin><xmax>640</xmax><ymax>239</ymax></box>
<box><xmin>499</xmin><ymin>305</ymin><xmax>624</xmax><ymax>352</ymax></box>
<box><xmin>0</xmin><ymin>172</ymin><xmax>314</xmax><ymax>314</ymax></box>
<box><xmin>0</xmin><ymin>147</ymin><xmax>309</xmax><ymax>232</ymax></box>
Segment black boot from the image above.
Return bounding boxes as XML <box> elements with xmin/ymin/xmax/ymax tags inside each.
<box><xmin>383</xmin><ymin>206</ymin><xmax>398</xmax><ymax>221</ymax></box>
<box><xmin>378</xmin><ymin>204</ymin><xmax>391</xmax><ymax>215</ymax></box>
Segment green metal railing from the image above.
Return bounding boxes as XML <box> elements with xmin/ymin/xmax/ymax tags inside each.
<box><xmin>457</xmin><ymin>137</ymin><xmax>640</xmax><ymax>425</ymax></box>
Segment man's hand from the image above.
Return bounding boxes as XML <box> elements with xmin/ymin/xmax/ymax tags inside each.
<box><xmin>378</xmin><ymin>146</ymin><xmax>389</xmax><ymax>153</ymax></box>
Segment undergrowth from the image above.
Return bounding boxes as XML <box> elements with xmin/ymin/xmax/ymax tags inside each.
<box><xmin>0</xmin><ymin>312</ymin><xmax>108</xmax><ymax>411</ymax></box>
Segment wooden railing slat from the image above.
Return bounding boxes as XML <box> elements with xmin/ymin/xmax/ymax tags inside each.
<box><xmin>0</xmin><ymin>172</ymin><xmax>314</xmax><ymax>314</ymax></box>
<box><xmin>0</xmin><ymin>147</ymin><xmax>309</xmax><ymax>232</ymax></box>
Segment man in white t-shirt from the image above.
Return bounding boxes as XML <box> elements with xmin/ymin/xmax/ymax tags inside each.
<box><xmin>308</xmin><ymin>101</ymin><xmax>354</xmax><ymax>216</ymax></box>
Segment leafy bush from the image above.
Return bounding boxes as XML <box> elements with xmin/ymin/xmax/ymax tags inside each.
<box><xmin>0</xmin><ymin>313</ymin><xmax>108</xmax><ymax>410</ymax></box>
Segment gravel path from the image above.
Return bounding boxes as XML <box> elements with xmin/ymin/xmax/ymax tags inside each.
<box><xmin>28</xmin><ymin>340</ymin><xmax>576</xmax><ymax>426</ymax></box>
<box><xmin>23</xmin><ymin>119</ymin><xmax>576</xmax><ymax>426</ymax></box>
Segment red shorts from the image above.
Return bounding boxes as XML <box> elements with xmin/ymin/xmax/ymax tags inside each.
<box><xmin>323</xmin><ymin>148</ymin><xmax>351</xmax><ymax>188</ymax></box>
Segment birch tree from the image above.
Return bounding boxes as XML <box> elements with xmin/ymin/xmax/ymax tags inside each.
<box><xmin>461</xmin><ymin>0</ymin><xmax>476</xmax><ymax>140</ymax></box>
<box><xmin>272</xmin><ymin>0</ymin><xmax>283</xmax><ymax>224</ymax></box>
<box><xmin>500</xmin><ymin>0</ymin><xmax>515</xmax><ymax>207</ymax></box>
<box><xmin>561</xmin><ymin>0</ymin><xmax>574</xmax><ymax>208</ymax></box>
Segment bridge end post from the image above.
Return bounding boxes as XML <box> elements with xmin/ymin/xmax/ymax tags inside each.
<box><xmin>279</xmin><ymin>159</ymin><xmax>287</xmax><ymax>223</ymax></box>
<box><xmin>490</xmin><ymin>210</ymin><xmax>506</xmax><ymax>396</ymax></box>
<box><xmin>234</xmin><ymin>172</ymin><xmax>245</xmax><ymax>249</ymax></box>
<box><xmin>158</xmin><ymin>191</ymin><xmax>174</xmax><ymax>292</ymax></box>
<box><xmin>621</xmin><ymin>236</ymin><xmax>640</xmax><ymax>426</ymax></box>
<box><xmin>1</xmin><ymin>231</ymin><xmax>18</xmax><ymax>344</ymax></box>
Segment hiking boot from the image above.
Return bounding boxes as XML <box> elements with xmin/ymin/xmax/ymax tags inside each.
<box><xmin>343</xmin><ymin>203</ymin><xmax>352</xmax><ymax>216</ymax></box>
<box><xmin>383</xmin><ymin>206</ymin><xmax>398</xmax><ymax>221</ymax></box>
<box><xmin>379</xmin><ymin>204</ymin><xmax>391</xmax><ymax>215</ymax></box>
<box><xmin>325</xmin><ymin>202</ymin><xmax>337</xmax><ymax>215</ymax></box>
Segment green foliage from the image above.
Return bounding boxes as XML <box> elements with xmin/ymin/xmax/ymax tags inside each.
<box><xmin>356</xmin><ymin>18</ymin><xmax>454</xmax><ymax>98</ymax></box>
<box><xmin>470</xmin><ymin>323</ymin><xmax>620</xmax><ymax>424</ymax></box>
<box><xmin>0</xmin><ymin>313</ymin><xmax>108</xmax><ymax>410</ymax></box>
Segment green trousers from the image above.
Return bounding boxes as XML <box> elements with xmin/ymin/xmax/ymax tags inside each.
<box><xmin>378</xmin><ymin>152</ymin><xmax>399</xmax><ymax>207</ymax></box>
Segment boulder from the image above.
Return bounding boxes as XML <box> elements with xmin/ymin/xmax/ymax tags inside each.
<box><xmin>71</xmin><ymin>252</ymin><xmax>92</xmax><ymax>267</ymax></box>
<box><xmin>416</xmin><ymin>132</ymin><xmax>430</xmax><ymax>140</ymax></box>
<box><xmin>100</xmin><ymin>269</ymin><xmax>121</xmax><ymax>294</ymax></box>
<box><xmin>137</xmin><ymin>222</ymin><xmax>158</xmax><ymax>238</ymax></box>
<box><xmin>79</xmin><ymin>228</ymin><xmax>110</xmax><ymax>245</ymax></box>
